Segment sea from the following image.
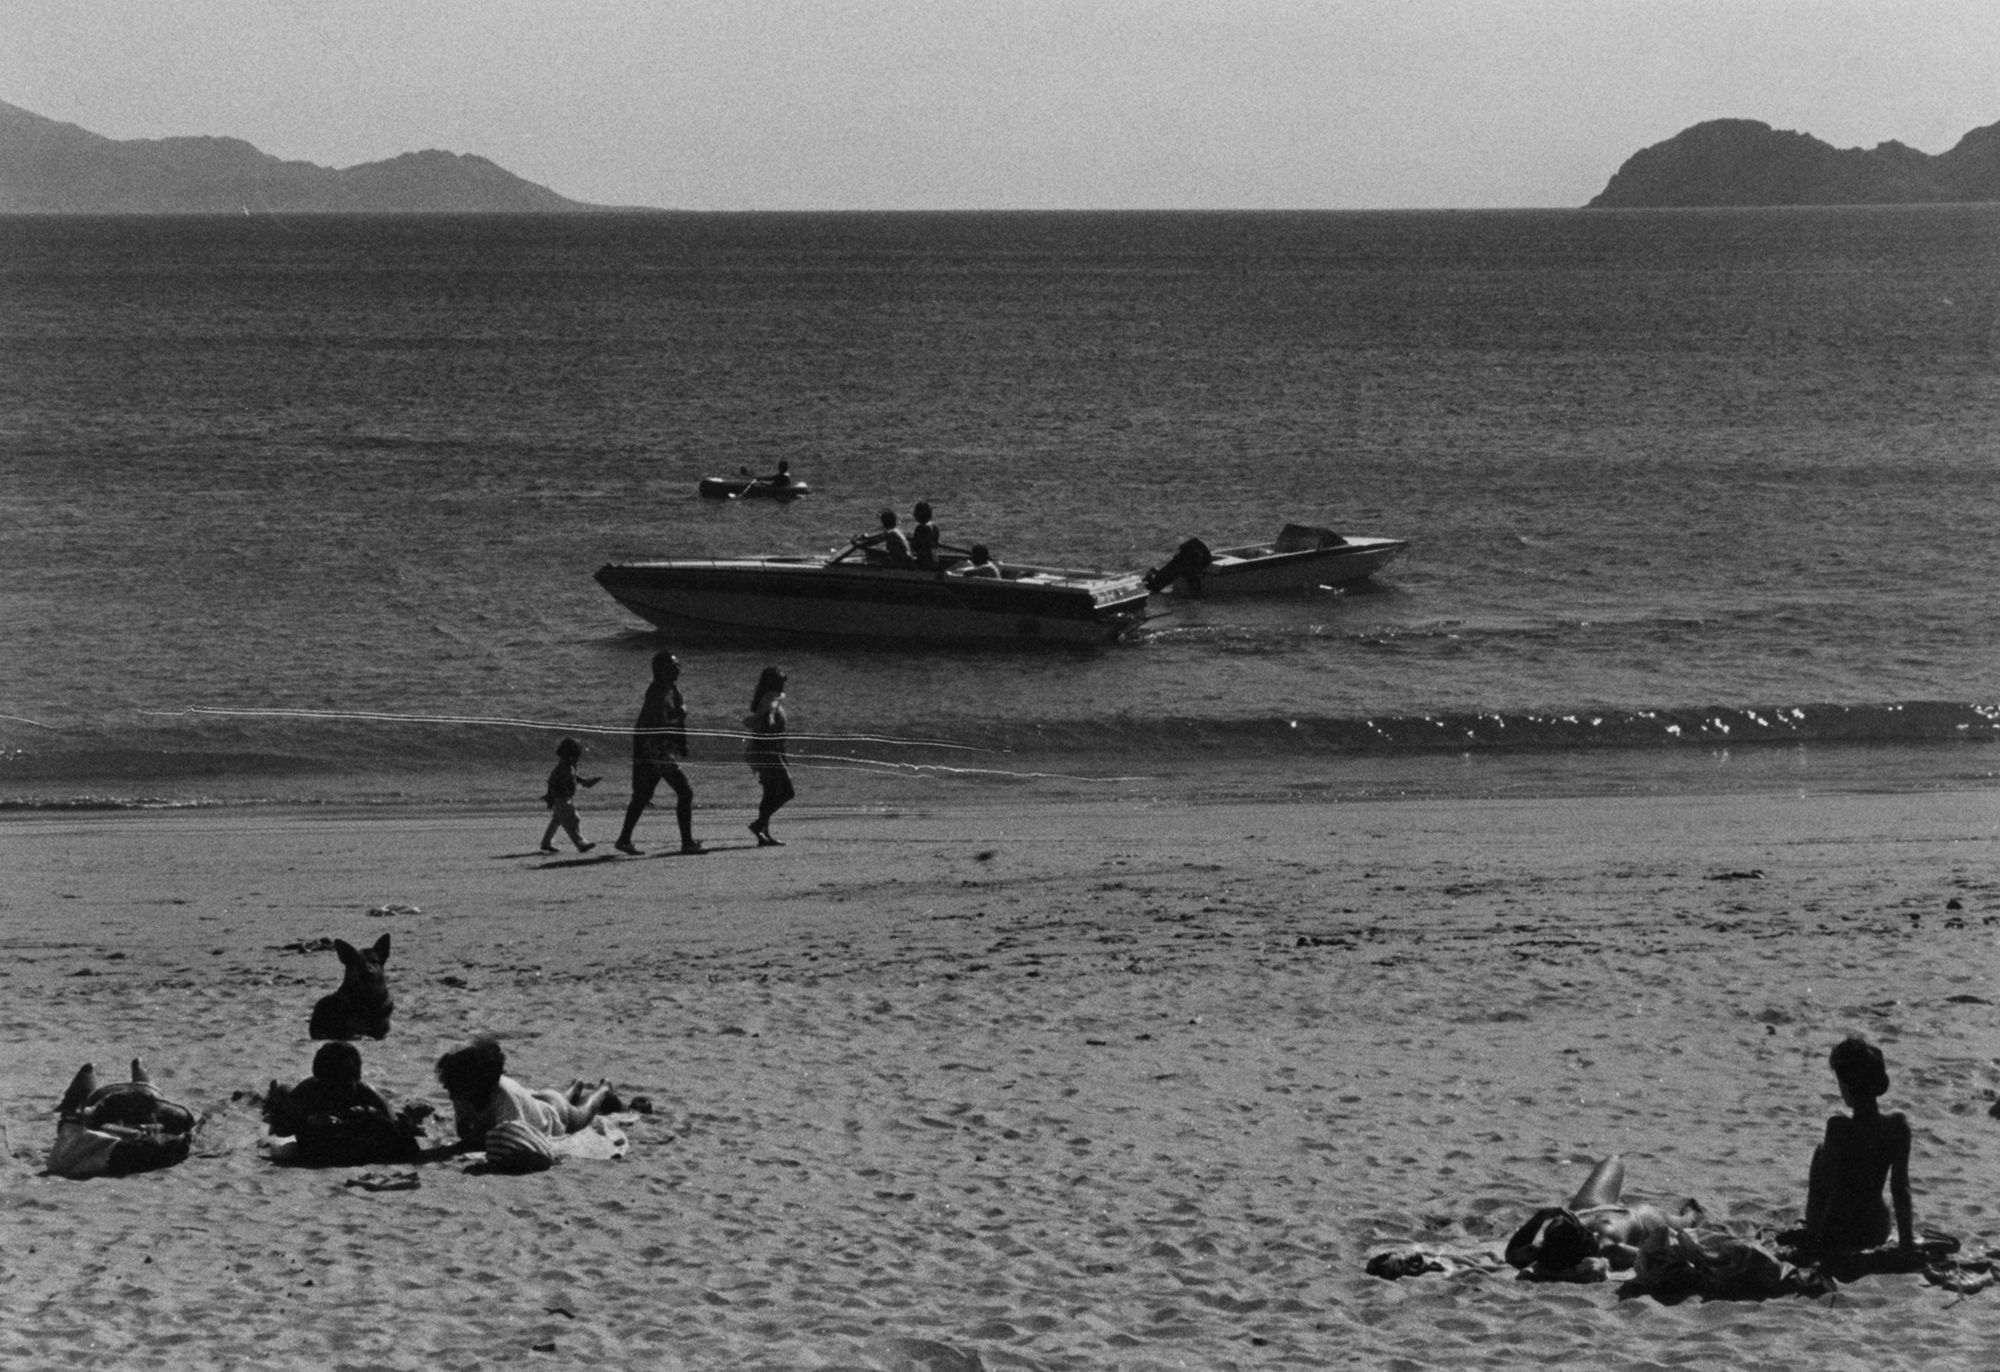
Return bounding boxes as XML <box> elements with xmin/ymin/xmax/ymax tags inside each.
<box><xmin>2</xmin><ymin>207</ymin><xmax>1997</xmax><ymax>812</ymax></box>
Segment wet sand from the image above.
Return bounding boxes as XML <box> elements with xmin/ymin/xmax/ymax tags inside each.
<box><xmin>3</xmin><ymin>786</ymin><xmax>1998</xmax><ymax>1369</ymax></box>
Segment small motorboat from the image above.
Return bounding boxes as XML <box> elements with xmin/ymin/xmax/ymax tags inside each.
<box><xmin>596</xmin><ymin>541</ymin><xmax>1149</xmax><ymax>645</ymax></box>
<box><xmin>698</xmin><ymin>474</ymin><xmax>811</xmax><ymax>500</ymax></box>
<box><xmin>1145</xmin><ymin>524</ymin><xmax>1407</xmax><ymax>597</ymax></box>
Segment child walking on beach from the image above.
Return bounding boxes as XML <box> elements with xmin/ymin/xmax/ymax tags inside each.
<box><xmin>540</xmin><ymin>737</ymin><xmax>599</xmax><ymax>853</ymax></box>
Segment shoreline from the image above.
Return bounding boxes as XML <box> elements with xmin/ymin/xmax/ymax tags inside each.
<box><xmin>5</xmin><ymin>728</ymin><xmax>1998</xmax><ymax>817</ymax></box>
<box><xmin>5</xmin><ymin>785</ymin><xmax>1998</xmax><ymax>1367</ymax></box>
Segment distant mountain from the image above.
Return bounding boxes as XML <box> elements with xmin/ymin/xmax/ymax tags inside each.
<box><xmin>0</xmin><ymin>100</ymin><xmax>595</xmax><ymax>213</ymax></box>
<box><xmin>1589</xmin><ymin>118</ymin><xmax>2000</xmax><ymax>208</ymax></box>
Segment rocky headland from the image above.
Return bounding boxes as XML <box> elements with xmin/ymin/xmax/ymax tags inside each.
<box><xmin>0</xmin><ymin>100</ymin><xmax>593</xmax><ymax>213</ymax></box>
<box><xmin>1590</xmin><ymin>117</ymin><xmax>2000</xmax><ymax>207</ymax></box>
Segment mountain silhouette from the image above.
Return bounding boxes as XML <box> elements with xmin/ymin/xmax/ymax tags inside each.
<box><xmin>0</xmin><ymin>100</ymin><xmax>596</xmax><ymax>213</ymax></box>
<box><xmin>1590</xmin><ymin>118</ymin><xmax>2000</xmax><ymax>208</ymax></box>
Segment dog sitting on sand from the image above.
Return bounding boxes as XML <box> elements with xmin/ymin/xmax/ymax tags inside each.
<box><xmin>308</xmin><ymin>934</ymin><xmax>395</xmax><ymax>1040</ymax></box>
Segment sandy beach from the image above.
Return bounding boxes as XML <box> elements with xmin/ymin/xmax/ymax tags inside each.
<box><xmin>4</xmin><ymin>784</ymin><xmax>1998</xmax><ymax>1370</ymax></box>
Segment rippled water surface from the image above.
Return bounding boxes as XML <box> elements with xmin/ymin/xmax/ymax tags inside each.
<box><xmin>3</xmin><ymin>208</ymin><xmax>1997</xmax><ymax>806</ymax></box>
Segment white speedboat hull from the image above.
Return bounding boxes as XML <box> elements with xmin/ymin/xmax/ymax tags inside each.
<box><xmin>1148</xmin><ymin>526</ymin><xmax>1407</xmax><ymax>597</ymax></box>
<box><xmin>597</xmin><ymin>556</ymin><xmax>1149</xmax><ymax>645</ymax></box>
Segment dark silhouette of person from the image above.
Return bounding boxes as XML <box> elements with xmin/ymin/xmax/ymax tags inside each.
<box><xmin>744</xmin><ymin>666</ymin><xmax>794</xmax><ymax>846</ymax></box>
<box><xmin>1800</xmin><ymin>1035</ymin><xmax>1915</xmax><ymax>1256</ymax></box>
<box><xmin>615</xmin><ymin>650</ymin><xmax>704</xmax><ymax>855</ymax></box>
<box><xmin>857</xmin><ymin>509</ymin><xmax>915</xmax><ymax>568</ymax></box>
<box><xmin>910</xmin><ymin>501</ymin><xmax>941</xmax><ymax>570</ymax></box>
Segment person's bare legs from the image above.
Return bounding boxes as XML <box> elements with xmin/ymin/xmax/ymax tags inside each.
<box><xmin>1567</xmin><ymin>1155</ymin><xmax>1626</xmax><ymax>1210</ymax></box>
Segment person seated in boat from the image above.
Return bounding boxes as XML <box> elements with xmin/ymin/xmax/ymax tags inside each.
<box><xmin>265</xmin><ymin>1041</ymin><xmax>425</xmax><ymax>1165</ymax></box>
<box><xmin>1505</xmin><ymin>1155</ymin><xmax>1703</xmax><ymax>1277</ymax></box>
<box><xmin>1143</xmin><ymin>536</ymin><xmax>1215</xmax><ymax>595</ymax></box>
<box><xmin>733</xmin><ymin>459</ymin><xmax>797</xmax><ymax>492</ymax></box>
<box><xmin>435</xmin><ymin>1035</ymin><xmax>622</xmax><ymax>1151</ymax></box>
<box><xmin>1792</xmin><ymin>1035</ymin><xmax>1916</xmax><ymax>1258</ymax></box>
<box><xmin>910</xmin><ymin>501</ymin><xmax>942</xmax><ymax>570</ymax></box>
<box><xmin>951</xmin><ymin>544</ymin><xmax>1003</xmax><ymax>578</ymax></box>
<box><xmin>851</xmin><ymin>509</ymin><xmax>916</xmax><ymax>568</ymax></box>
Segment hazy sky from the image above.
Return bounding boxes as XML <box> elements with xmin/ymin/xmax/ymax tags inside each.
<box><xmin>7</xmin><ymin>1</ymin><xmax>1998</xmax><ymax>210</ymax></box>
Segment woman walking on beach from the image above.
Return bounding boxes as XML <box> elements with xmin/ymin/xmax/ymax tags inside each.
<box><xmin>744</xmin><ymin>666</ymin><xmax>793</xmax><ymax>846</ymax></box>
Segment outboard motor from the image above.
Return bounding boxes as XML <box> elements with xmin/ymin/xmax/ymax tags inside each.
<box><xmin>1144</xmin><ymin>537</ymin><xmax>1214</xmax><ymax>595</ymax></box>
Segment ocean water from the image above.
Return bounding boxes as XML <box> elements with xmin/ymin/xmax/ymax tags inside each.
<box><xmin>2</xmin><ymin>208</ymin><xmax>1997</xmax><ymax>810</ymax></box>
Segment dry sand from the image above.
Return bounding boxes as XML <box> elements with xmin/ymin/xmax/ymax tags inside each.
<box><xmin>3</xmin><ymin>785</ymin><xmax>1998</xmax><ymax>1370</ymax></box>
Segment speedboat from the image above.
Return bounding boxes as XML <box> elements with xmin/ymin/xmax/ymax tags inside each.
<box><xmin>697</xmin><ymin>475</ymin><xmax>810</xmax><ymax>500</ymax></box>
<box><xmin>596</xmin><ymin>543</ymin><xmax>1149</xmax><ymax>645</ymax></box>
<box><xmin>1144</xmin><ymin>524</ymin><xmax>1407</xmax><ymax>597</ymax></box>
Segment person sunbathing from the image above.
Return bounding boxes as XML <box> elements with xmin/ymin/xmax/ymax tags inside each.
<box><xmin>265</xmin><ymin>1041</ymin><xmax>424</xmax><ymax>1165</ymax></box>
<box><xmin>51</xmin><ymin>1059</ymin><xmax>201</xmax><ymax>1178</ymax></box>
<box><xmin>434</xmin><ymin>1036</ymin><xmax>621</xmax><ymax>1149</ymax></box>
<box><xmin>1505</xmin><ymin>1155</ymin><xmax>1703</xmax><ymax>1275</ymax></box>
<box><xmin>1797</xmin><ymin>1035</ymin><xmax>1914</xmax><ymax>1256</ymax></box>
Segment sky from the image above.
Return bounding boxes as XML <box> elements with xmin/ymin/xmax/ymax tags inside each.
<box><xmin>6</xmin><ymin>0</ymin><xmax>1999</xmax><ymax>210</ymax></box>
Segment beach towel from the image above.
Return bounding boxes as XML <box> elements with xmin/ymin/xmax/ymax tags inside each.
<box><xmin>1628</xmin><ymin>1227</ymin><xmax>1821</xmax><ymax>1300</ymax></box>
<box><xmin>548</xmin><ymin>1115</ymin><xmax>630</xmax><ymax>1161</ymax></box>
<box><xmin>1364</xmin><ymin>1245</ymin><xmax>1515</xmax><ymax>1280</ymax></box>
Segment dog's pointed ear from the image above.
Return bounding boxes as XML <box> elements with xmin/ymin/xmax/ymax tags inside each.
<box><xmin>58</xmin><ymin>1063</ymin><xmax>99</xmax><ymax>1115</ymax></box>
<box><xmin>130</xmin><ymin>1058</ymin><xmax>150</xmax><ymax>1084</ymax></box>
<box><xmin>334</xmin><ymin>939</ymin><xmax>360</xmax><ymax>966</ymax></box>
<box><xmin>371</xmin><ymin>933</ymin><xmax>391</xmax><ymax>962</ymax></box>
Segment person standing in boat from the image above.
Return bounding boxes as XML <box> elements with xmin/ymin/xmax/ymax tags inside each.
<box><xmin>744</xmin><ymin>667</ymin><xmax>794</xmax><ymax>846</ymax></box>
<box><xmin>615</xmin><ymin>650</ymin><xmax>705</xmax><ymax>856</ymax></box>
<box><xmin>910</xmin><ymin>501</ymin><xmax>941</xmax><ymax>571</ymax></box>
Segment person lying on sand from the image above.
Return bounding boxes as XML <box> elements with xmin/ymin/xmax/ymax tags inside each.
<box><xmin>265</xmin><ymin>1041</ymin><xmax>426</xmax><ymax>1166</ymax></box>
<box><xmin>1505</xmin><ymin>1155</ymin><xmax>1704</xmax><ymax>1277</ymax></box>
<box><xmin>50</xmin><ymin>1059</ymin><xmax>201</xmax><ymax>1179</ymax></box>
<box><xmin>434</xmin><ymin>1036</ymin><xmax>622</xmax><ymax>1150</ymax></box>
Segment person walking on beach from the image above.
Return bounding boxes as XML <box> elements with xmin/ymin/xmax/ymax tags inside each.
<box><xmin>615</xmin><ymin>650</ymin><xmax>704</xmax><ymax>856</ymax></box>
<box><xmin>744</xmin><ymin>666</ymin><xmax>794</xmax><ymax>846</ymax></box>
<box><xmin>539</xmin><ymin>737</ymin><xmax>599</xmax><ymax>853</ymax></box>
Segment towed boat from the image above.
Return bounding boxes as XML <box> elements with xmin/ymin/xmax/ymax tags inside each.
<box><xmin>697</xmin><ymin>475</ymin><xmax>811</xmax><ymax>500</ymax></box>
<box><xmin>596</xmin><ymin>544</ymin><xmax>1149</xmax><ymax>645</ymax></box>
<box><xmin>1144</xmin><ymin>524</ymin><xmax>1407</xmax><ymax>597</ymax></box>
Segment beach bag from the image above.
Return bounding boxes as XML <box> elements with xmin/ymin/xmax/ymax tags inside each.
<box><xmin>483</xmin><ymin>1119</ymin><xmax>556</xmax><ymax>1173</ymax></box>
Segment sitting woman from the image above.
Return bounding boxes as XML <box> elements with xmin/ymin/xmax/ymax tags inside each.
<box><xmin>1796</xmin><ymin>1035</ymin><xmax>1915</xmax><ymax>1257</ymax></box>
<box><xmin>435</xmin><ymin>1036</ymin><xmax>621</xmax><ymax>1155</ymax></box>
<box><xmin>1506</xmin><ymin>1155</ymin><xmax>1703</xmax><ymax>1277</ymax></box>
<box><xmin>265</xmin><ymin>1041</ymin><xmax>425</xmax><ymax>1165</ymax></box>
